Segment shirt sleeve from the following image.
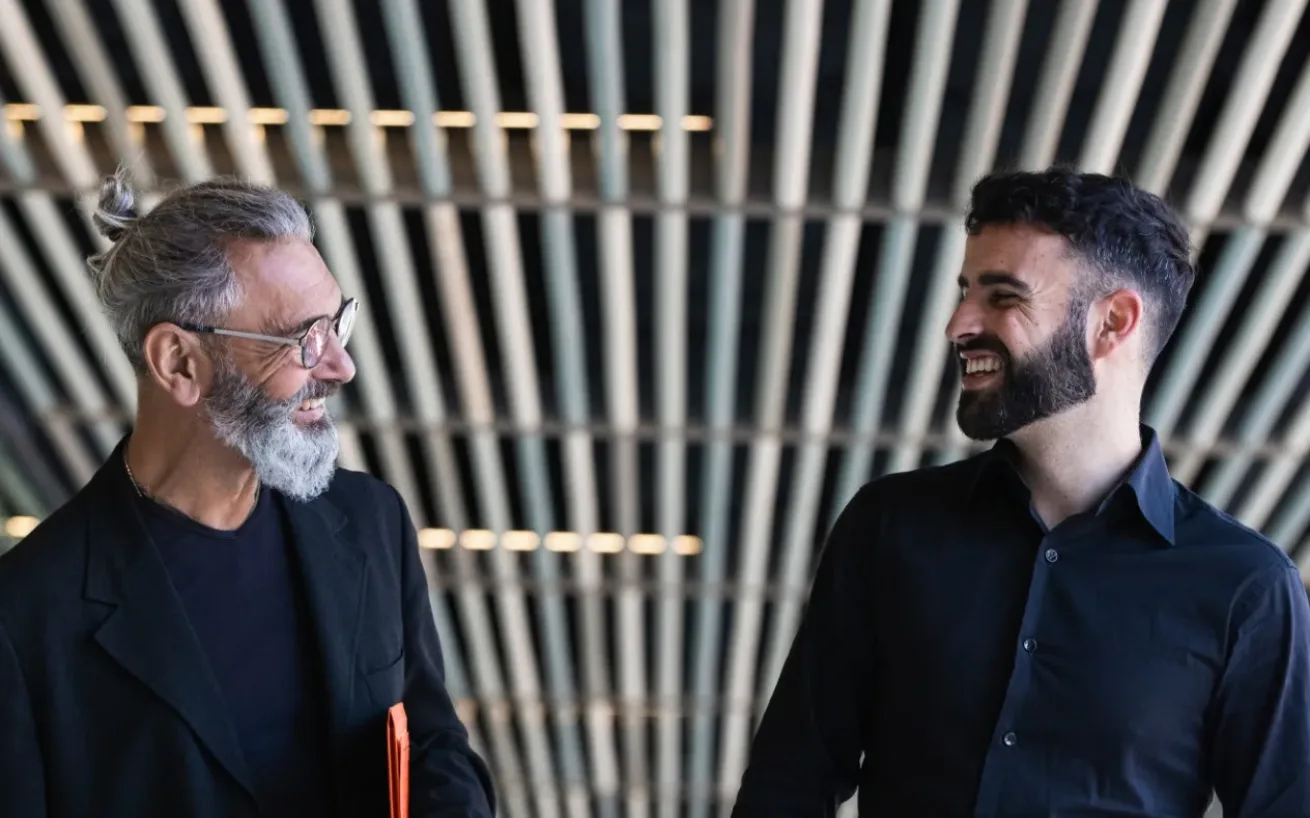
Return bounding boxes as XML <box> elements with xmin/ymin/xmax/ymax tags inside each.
<box><xmin>1209</xmin><ymin>561</ymin><xmax>1310</xmax><ymax>818</ymax></box>
<box><xmin>391</xmin><ymin>487</ymin><xmax>497</xmax><ymax>818</ymax></box>
<box><xmin>0</xmin><ymin>616</ymin><xmax>46</xmax><ymax>816</ymax></box>
<box><xmin>730</xmin><ymin>485</ymin><xmax>877</xmax><ymax>817</ymax></box>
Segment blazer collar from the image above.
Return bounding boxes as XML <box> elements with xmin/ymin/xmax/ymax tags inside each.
<box><xmin>82</xmin><ymin>441</ymin><xmax>368</xmax><ymax>800</ymax></box>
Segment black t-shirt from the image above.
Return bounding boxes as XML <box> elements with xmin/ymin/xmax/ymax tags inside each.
<box><xmin>136</xmin><ymin>471</ymin><xmax>335</xmax><ymax>816</ymax></box>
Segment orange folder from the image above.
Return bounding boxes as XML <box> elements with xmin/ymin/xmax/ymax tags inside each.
<box><xmin>388</xmin><ymin>703</ymin><xmax>410</xmax><ymax>818</ymax></box>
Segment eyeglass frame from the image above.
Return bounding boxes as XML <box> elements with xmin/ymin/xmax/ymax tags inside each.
<box><xmin>173</xmin><ymin>297</ymin><xmax>359</xmax><ymax>369</ymax></box>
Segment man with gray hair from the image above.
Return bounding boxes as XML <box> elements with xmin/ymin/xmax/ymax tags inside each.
<box><xmin>0</xmin><ymin>174</ymin><xmax>495</xmax><ymax>817</ymax></box>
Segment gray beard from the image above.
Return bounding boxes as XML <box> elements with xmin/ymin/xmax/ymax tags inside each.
<box><xmin>204</xmin><ymin>361</ymin><xmax>340</xmax><ymax>502</ymax></box>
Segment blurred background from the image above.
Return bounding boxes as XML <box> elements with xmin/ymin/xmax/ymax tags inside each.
<box><xmin>1</xmin><ymin>0</ymin><xmax>1309</xmax><ymax>816</ymax></box>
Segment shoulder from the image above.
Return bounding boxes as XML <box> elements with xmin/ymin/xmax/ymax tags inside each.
<box><xmin>0</xmin><ymin>492</ymin><xmax>95</xmax><ymax>626</ymax></box>
<box><xmin>313</xmin><ymin>467</ymin><xmax>415</xmax><ymax>548</ymax></box>
<box><xmin>1173</xmin><ymin>481</ymin><xmax>1295</xmax><ymax>574</ymax></box>
<box><xmin>838</xmin><ymin>456</ymin><xmax>982</xmax><ymax>521</ymax></box>
<box><xmin>321</xmin><ymin>466</ymin><xmax>402</xmax><ymax>510</ymax></box>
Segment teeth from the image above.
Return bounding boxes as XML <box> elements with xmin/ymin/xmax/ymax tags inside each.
<box><xmin>964</xmin><ymin>357</ymin><xmax>1001</xmax><ymax>375</ymax></box>
<box><xmin>299</xmin><ymin>398</ymin><xmax>325</xmax><ymax>410</ymax></box>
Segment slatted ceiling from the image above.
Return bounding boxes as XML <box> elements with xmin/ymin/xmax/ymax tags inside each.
<box><xmin>0</xmin><ymin>1</ymin><xmax>1307</xmax><ymax>816</ymax></box>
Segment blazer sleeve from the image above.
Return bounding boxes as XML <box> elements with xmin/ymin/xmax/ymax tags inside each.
<box><xmin>730</xmin><ymin>485</ymin><xmax>877</xmax><ymax>816</ymax></box>
<box><xmin>0</xmin><ymin>616</ymin><xmax>46</xmax><ymax>816</ymax></box>
<box><xmin>390</xmin><ymin>487</ymin><xmax>496</xmax><ymax>817</ymax></box>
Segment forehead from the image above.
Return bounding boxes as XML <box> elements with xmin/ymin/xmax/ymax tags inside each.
<box><xmin>961</xmin><ymin>223</ymin><xmax>1077</xmax><ymax>291</ymax></box>
<box><xmin>228</xmin><ymin>237</ymin><xmax>340</xmax><ymax>328</ymax></box>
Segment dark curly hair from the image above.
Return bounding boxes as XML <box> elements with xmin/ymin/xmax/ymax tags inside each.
<box><xmin>965</xmin><ymin>167</ymin><xmax>1194</xmax><ymax>362</ymax></box>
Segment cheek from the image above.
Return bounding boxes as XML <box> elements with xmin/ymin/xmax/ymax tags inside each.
<box><xmin>260</xmin><ymin>368</ymin><xmax>311</xmax><ymax>403</ymax></box>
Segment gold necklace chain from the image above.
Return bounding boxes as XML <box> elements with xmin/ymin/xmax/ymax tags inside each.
<box><xmin>123</xmin><ymin>455</ymin><xmax>261</xmax><ymax>517</ymax></box>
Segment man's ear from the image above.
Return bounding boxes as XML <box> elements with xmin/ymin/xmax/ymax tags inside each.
<box><xmin>141</xmin><ymin>323</ymin><xmax>212</xmax><ymax>406</ymax></box>
<box><xmin>1090</xmin><ymin>288</ymin><xmax>1144</xmax><ymax>361</ymax></box>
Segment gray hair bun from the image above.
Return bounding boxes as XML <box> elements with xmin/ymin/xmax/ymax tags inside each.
<box><xmin>92</xmin><ymin>171</ymin><xmax>140</xmax><ymax>243</ymax></box>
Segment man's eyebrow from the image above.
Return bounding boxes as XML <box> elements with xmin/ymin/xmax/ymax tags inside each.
<box><xmin>958</xmin><ymin>271</ymin><xmax>1032</xmax><ymax>293</ymax></box>
<box><xmin>266</xmin><ymin>298</ymin><xmax>345</xmax><ymax>337</ymax></box>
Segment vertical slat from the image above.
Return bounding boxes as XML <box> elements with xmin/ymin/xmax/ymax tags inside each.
<box><xmin>830</xmin><ymin>0</ymin><xmax>959</xmax><ymax>517</ymax></box>
<box><xmin>1078</xmin><ymin>0</ymin><xmax>1169</xmax><ymax>175</ymax></box>
<box><xmin>583</xmin><ymin>1</ymin><xmax>638</xmax><ymax>813</ymax></box>
<box><xmin>1018</xmin><ymin>0</ymin><xmax>1099</xmax><ymax>170</ymax></box>
<box><xmin>651</xmin><ymin>1</ymin><xmax>692</xmax><ymax>815</ymax></box>
<box><xmin>0</xmin><ymin>209</ymin><xmax>122</xmax><ymax>455</ymax></box>
<box><xmin>1184</xmin><ymin>0</ymin><xmax>1308</xmax><ymax>230</ymax></box>
<box><xmin>756</xmin><ymin>0</ymin><xmax>893</xmax><ymax>724</ymax></box>
<box><xmin>717</xmin><ymin>0</ymin><xmax>827</xmax><ymax>808</ymax></box>
<box><xmin>1171</xmin><ymin>234</ymin><xmax>1310</xmax><ymax>487</ymax></box>
<box><xmin>685</xmin><ymin>1</ymin><xmax>756</xmax><ymax>815</ymax></box>
<box><xmin>46</xmin><ymin>0</ymin><xmax>157</xmax><ymax>188</ymax></box>
<box><xmin>175</xmin><ymin>0</ymin><xmax>277</xmax><ymax>184</ymax></box>
<box><xmin>896</xmin><ymin>0</ymin><xmax>1028</xmax><ymax>475</ymax></box>
<box><xmin>1136</xmin><ymin>0</ymin><xmax>1243</xmax><ymax>195</ymax></box>
<box><xmin>109</xmin><ymin>0</ymin><xmax>214</xmax><ymax>181</ymax></box>
<box><xmin>510</xmin><ymin>0</ymin><xmax>606</xmax><ymax>815</ymax></box>
<box><xmin>1146</xmin><ymin>229</ymin><xmax>1265</xmax><ymax>435</ymax></box>
<box><xmin>445</xmin><ymin>1</ymin><xmax>568</xmax><ymax>815</ymax></box>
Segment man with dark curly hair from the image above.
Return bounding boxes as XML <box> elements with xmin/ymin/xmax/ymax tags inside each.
<box><xmin>734</xmin><ymin>168</ymin><xmax>1310</xmax><ymax>818</ymax></box>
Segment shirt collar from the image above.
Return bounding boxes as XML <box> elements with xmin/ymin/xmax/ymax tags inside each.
<box><xmin>969</xmin><ymin>425</ymin><xmax>1176</xmax><ymax>546</ymax></box>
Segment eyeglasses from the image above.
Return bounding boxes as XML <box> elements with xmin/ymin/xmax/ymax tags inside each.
<box><xmin>176</xmin><ymin>298</ymin><xmax>359</xmax><ymax>369</ymax></box>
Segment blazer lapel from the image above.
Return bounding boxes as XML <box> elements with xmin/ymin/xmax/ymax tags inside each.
<box><xmin>82</xmin><ymin>458</ymin><xmax>254</xmax><ymax>800</ymax></box>
<box><xmin>279</xmin><ymin>493</ymin><xmax>368</xmax><ymax>739</ymax></box>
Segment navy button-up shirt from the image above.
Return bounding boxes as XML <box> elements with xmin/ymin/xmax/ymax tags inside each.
<box><xmin>734</xmin><ymin>428</ymin><xmax>1310</xmax><ymax>817</ymax></box>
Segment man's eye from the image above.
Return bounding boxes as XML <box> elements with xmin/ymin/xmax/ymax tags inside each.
<box><xmin>991</xmin><ymin>292</ymin><xmax>1018</xmax><ymax>305</ymax></box>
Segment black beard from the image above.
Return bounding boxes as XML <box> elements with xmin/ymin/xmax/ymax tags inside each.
<box><xmin>955</xmin><ymin>309</ymin><xmax>1097</xmax><ymax>441</ymax></box>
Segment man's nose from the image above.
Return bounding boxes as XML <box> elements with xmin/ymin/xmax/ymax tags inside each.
<box><xmin>945</xmin><ymin>300</ymin><xmax>982</xmax><ymax>346</ymax></box>
<box><xmin>313</xmin><ymin>335</ymin><xmax>356</xmax><ymax>384</ymax></box>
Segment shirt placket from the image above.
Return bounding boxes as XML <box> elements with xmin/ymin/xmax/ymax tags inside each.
<box><xmin>971</xmin><ymin>516</ymin><xmax>1067</xmax><ymax>817</ymax></box>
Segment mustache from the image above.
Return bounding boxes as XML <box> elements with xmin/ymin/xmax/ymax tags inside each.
<box><xmin>955</xmin><ymin>336</ymin><xmax>1011</xmax><ymax>362</ymax></box>
<box><xmin>284</xmin><ymin>379</ymin><xmax>340</xmax><ymax>406</ymax></box>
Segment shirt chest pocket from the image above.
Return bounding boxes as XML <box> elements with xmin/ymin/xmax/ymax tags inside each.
<box><xmin>1044</xmin><ymin>606</ymin><xmax>1219</xmax><ymax>742</ymax></box>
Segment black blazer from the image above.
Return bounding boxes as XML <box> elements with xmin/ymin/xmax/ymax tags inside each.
<box><xmin>0</xmin><ymin>448</ymin><xmax>495</xmax><ymax>817</ymax></box>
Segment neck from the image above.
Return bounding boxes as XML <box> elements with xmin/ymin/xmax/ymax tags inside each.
<box><xmin>126</xmin><ymin>397</ymin><xmax>260</xmax><ymax>531</ymax></box>
<box><xmin>1008</xmin><ymin>398</ymin><xmax>1144</xmax><ymax>530</ymax></box>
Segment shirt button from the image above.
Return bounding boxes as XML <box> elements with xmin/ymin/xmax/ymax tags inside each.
<box><xmin>1045</xmin><ymin>548</ymin><xmax>1059</xmax><ymax>563</ymax></box>
<box><xmin>1002</xmin><ymin>732</ymin><xmax>1017</xmax><ymax>747</ymax></box>
<box><xmin>1023</xmin><ymin>638</ymin><xmax>1038</xmax><ymax>652</ymax></box>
